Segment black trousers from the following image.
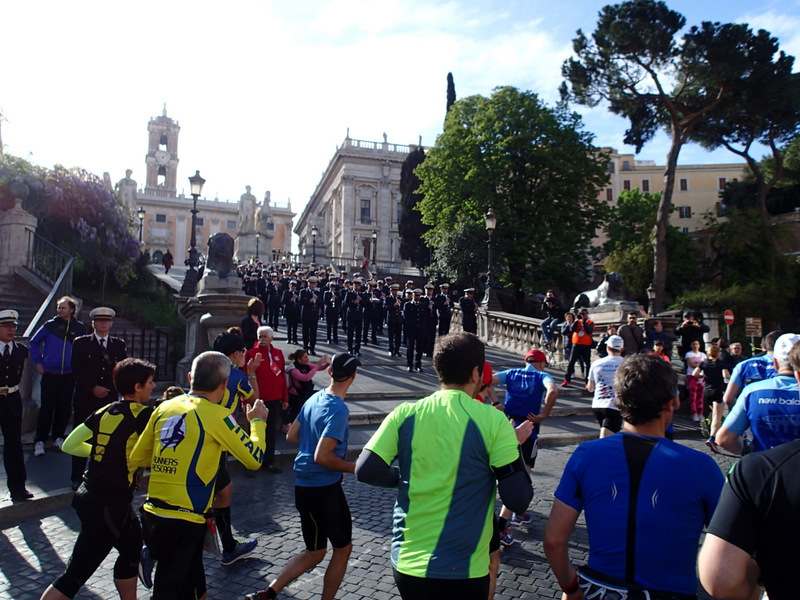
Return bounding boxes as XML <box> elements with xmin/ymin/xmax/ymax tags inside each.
<box><xmin>36</xmin><ymin>372</ymin><xmax>75</xmax><ymax>443</ymax></box>
<box><xmin>262</xmin><ymin>399</ymin><xmax>282</xmax><ymax>467</ymax></box>
<box><xmin>394</xmin><ymin>569</ymin><xmax>489</xmax><ymax>600</ymax></box>
<box><xmin>405</xmin><ymin>328</ymin><xmax>423</xmax><ymax>368</ymax></box>
<box><xmin>0</xmin><ymin>391</ymin><xmax>27</xmax><ymax>494</ymax></box>
<box><xmin>388</xmin><ymin>321</ymin><xmax>403</xmax><ymax>354</ymax></box>
<box><xmin>347</xmin><ymin>319</ymin><xmax>362</xmax><ymax>353</ymax></box>
<box><xmin>302</xmin><ymin>319</ymin><xmax>318</xmax><ymax>352</ymax></box>
<box><xmin>326</xmin><ymin>312</ymin><xmax>340</xmax><ymax>342</ymax></box>
<box><xmin>285</xmin><ymin>315</ymin><xmax>299</xmax><ymax>344</ymax></box>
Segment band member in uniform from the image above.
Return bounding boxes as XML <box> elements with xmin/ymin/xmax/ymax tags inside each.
<box><xmin>323</xmin><ymin>282</ymin><xmax>340</xmax><ymax>344</ymax></box>
<box><xmin>364</xmin><ymin>282</ymin><xmax>383</xmax><ymax>346</ymax></box>
<box><xmin>421</xmin><ymin>284</ymin><xmax>438</xmax><ymax>357</ymax></box>
<box><xmin>0</xmin><ymin>309</ymin><xmax>32</xmax><ymax>501</ymax></box>
<box><xmin>434</xmin><ymin>283</ymin><xmax>452</xmax><ymax>336</ymax></box>
<box><xmin>345</xmin><ymin>279</ymin><xmax>365</xmax><ymax>356</ymax></box>
<box><xmin>282</xmin><ymin>281</ymin><xmax>301</xmax><ymax>345</ymax></box>
<box><xmin>69</xmin><ymin>307</ymin><xmax>127</xmax><ymax>490</ymax></box>
<box><xmin>403</xmin><ymin>289</ymin><xmax>425</xmax><ymax>373</ymax></box>
<box><xmin>384</xmin><ymin>284</ymin><xmax>404</xmax><ymax>358</ymax></box>
<box><xmin>459</xmin><ymin>288</ymin><xmax>479</xmax><ymax>334</ymax></box>
<box><xmin>300</xmin><ymin>277</ymin><xmax>322</xmax><ymax>355</ymax></box>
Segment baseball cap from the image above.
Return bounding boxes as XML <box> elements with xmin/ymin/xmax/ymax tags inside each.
<box><xmin>525</xmin><ymin>349</ymin><xmax>547</xmax><ymax>363</ymax></box>
<box><xmin>773</xmin><ymin>333</ymin><xmax>800</xmax><ymax>363</ymax></box>
<box><xmin>482</xmin><ymin>361</ymin><xmax>493</xmax><ymax>386</ymax></box>
<box><xmin>607</xmin><ymin>335</ymin><xmax>624</xmax><ymax>351</ymax></box>
<box><xmin>330</xmin><ymin>352</ymin><xmax>361</xmax><ymax>380</ymax></box>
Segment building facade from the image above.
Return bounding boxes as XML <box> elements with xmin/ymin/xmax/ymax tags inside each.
<box><xmin>123</xmin><ymin>108</ymin><xmax>295</xmax><ymax>264</ymax></box>
<box><xmin>599</xmin><ymin>148</ymin><xmax>747</xmax><ymax>233</ymax></box>
<box><xmin>295</xmin><ymin>132</ymin><xmax>419</xmax><ymax>267</ymax></box>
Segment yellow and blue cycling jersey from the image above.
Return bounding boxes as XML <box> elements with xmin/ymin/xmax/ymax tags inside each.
<box><xmin>130</xmin><ymin>394</ymin><xmax>266</xmax><ymax>524</ymax></box>
<box><xmin>221</xmin><ymin>364</ymin><xmax>254</xmax><ymax>415</ymax></box>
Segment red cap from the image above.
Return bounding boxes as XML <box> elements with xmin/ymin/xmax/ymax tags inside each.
<box><xmin>525</xmin><ymin>349</ymin><xmax>547</xmax><ymax>363</ymax></box>
<box><xmin>482</xmin><ymin>361</ymin><xmax>493</xmax><ymax>386</ymax></box>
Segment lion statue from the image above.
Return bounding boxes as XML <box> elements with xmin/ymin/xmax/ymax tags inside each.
<box><xmin>205</xmin><ymin>232</ymin><xmax>235</xmax><ymax>279</ymax></box>
<box><xmin>572</xmin><ymin>272</ymin><xmax>626</xmax><ymax>309</ymax></box>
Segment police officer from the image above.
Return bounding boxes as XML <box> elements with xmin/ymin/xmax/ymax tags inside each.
<box><xmin>434</xmin><ymin>283</ymin><xmax>453</xmax><ymax>336</ymax></box>
<box><xmin>403</xmin><ymin>289</ymin><xmax>426</xmax><ymax>373</ymax></box>
<box><xmin>300</xmin><ymin>276</ymin><xmax>322</xmax><ymax>355</ymax></box>
<box><xmin>345</xmin><ymin>279</ymin><xmax>365</xmax><ymax>356</ymax></box>
<box><xmin>0</xmin><ymin>310</ymin><xmax>33</xmax><ymax>501</ymax></box>
<box><xmin>459</xmin><ymin>288</ymin><xmax>479</xmax><ymax>334</ymax></box>
<box><xmin>69</xmin><ymin>307</ymin><xmax>127</xmax><ymax>490</ymax></box>
<box><xmin>384</xmin><ymin>284</ymin><xmax>404</xmax><ymax>357</ymax></box>
<box><xmin>323</xmin><ymin>281</ymin><xmax>340</xmax><ymax>344</ymax></box>
<box><xmin>266</xmin><ymin>272</ymin><xmax>282</xmax><ymax>331</ymax></box>
<box><xmin>364</xmin><ymin>282</ymin><xmax>383</xmax><ymax>346</ymax></box>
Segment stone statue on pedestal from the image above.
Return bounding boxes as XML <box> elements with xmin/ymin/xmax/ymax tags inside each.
<box><xmin>257</xmin><ymin>191</ymin><xmax>273</xmax><ymax>234</ymax></box>
<box><xmin>115</xmin><ymin>170</ymin><xmax>138</xmax><ymax>210</ymax></box>
<box><xmin>237</xmin><ymin>186</ymin><xmax>257</xmax><ymax>233</ymax></box>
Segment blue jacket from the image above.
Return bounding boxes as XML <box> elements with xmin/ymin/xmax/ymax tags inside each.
<box><xmin>29</xmin><ymin>317</ymin><xmax>87</xmax><ymax>374</ymax></box>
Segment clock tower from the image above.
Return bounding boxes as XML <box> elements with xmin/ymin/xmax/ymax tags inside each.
<box><xmin>144</xmin><ymin>105</ymin><xmax>180</xmax><ymax>197</ymax></box>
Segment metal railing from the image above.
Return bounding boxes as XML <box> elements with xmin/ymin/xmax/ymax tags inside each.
<box><xmin>23</xmin><ymin>230</ymin><xmax>75</xmax><ymax>338</ymax></box>
<box><xmin>116</xmin><ymin>326</ymin><xmax>183</xmax><ymax>383</ymax></box>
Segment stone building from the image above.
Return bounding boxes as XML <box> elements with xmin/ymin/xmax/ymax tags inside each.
<box><xmin>295</xmin><ymin>132</ymin><xmax>420</xmax><ymax>267</ymax></box>
<box><xmin>598</xmin><ymin>148</ymin><xmax>746</xmax><ymax>233</ymax></box>
<box><xmin>123</xmin><ymin>108</ymin><xmax>295</xmax><ymax>264</ymax></box>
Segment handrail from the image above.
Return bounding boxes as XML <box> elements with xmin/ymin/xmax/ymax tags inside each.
<box><xmin>22</xmin><ymin>229</ymin><xmax>75</xmax><ymax>338</ymax></box>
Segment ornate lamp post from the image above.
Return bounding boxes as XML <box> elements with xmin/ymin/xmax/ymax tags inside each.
<box><xmin>481</xmin><ymin>207</ymin><xmax>501</xmax><ymax>311</ymax></box>
<box><xmin>311</xmin><ymin>225</ymin><xmax>319</xmax><ymax>263</ymax></box>
<box><xmin>180</xmin><ymin>170</ymin><xmax>205</xmax><ymax>297</ymax></box>
<box><xmin>137</xmin><ymin>206</ymin><xmax>145</xmax><ymax>244</ymax></box>
<box><xmin>646</xmin><ymin>283</ymin><xmax>656</xmax><ymax>317</ymax></box>
<box><xmin>255</xmin><ymin>231</ymin><xmax>260</xmax><ymax>261</ymax></box>
<box><xmin>371</xmin><ymin>230</ymin><xmax>377</xmax><ymax>266</ymax></box>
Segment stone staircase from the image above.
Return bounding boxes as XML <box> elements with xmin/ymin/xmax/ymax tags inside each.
<box><xmin>0</xmin><ymin>273</ymin><xmax>47</xmax><ymax>333</ymax></box>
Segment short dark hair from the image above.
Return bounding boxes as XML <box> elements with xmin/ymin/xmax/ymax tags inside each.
<box><xmin>114</xmin><ymin>358</ymin><xmax>156</xmax><ymax>397</ymax></box>
<box><xmin>247</xmin><ymin>297</ymin><xmax>265</xmax><ymax>317</ymax></box>
<box><xmin>789</xmin><ymin>341</ymin><xmax>800</xmax><ymax>372</ymax></box>
<box><xmin>614</xmin><ymin>354</ymin><xmax>677</xmax><ymax>425</ymax></box>
<box><xmin>190</xmin><ymin>351</ymin><xmax>231</xmax><ymax>392</ymax></box>
<box><xmin>764</xmin><ymin>330</ymin><xmax>783</xmax><ymax>352</ymax></box>
<box><xmin>433</xmin><ymin>332</ymin><xmax>485</xmax><ymax>385</ymax></box>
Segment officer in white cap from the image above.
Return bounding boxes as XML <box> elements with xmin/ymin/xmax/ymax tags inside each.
<box><xmin>0</xmin><ymin>309</ymin><xmax>33</xmax><ymax>500</ymax></box>
<box><xmin>69</xmin><ymin>307</ymin><xmax>127</xmax><ymax>489</ymax></box>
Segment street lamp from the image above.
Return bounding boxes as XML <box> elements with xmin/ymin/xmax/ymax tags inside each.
<box><xmin>255</xmin><ymin>232</ymin><xmax>260</xmax><ymax>261</ymax></box>
<box><xmin>646</xmin><ymin>283</ymin><xmax>656</xmax><ymax>317</ymax></box>
<box><xmin>481</xmin><ymin>207</ymin><xmax>501</xmax><ymax>311</ymax></box>
<box><xmin>371</xmin><ymin>230</ymin><xmax>377</xmax><ymax>266</ymax></box>
<box><xmin>180</xmin><ymin>170</ymin><xmax>205</xmax><ymax>297</ymax></box>
<box><xmin>137</xmin><ymin>206</ymin><xmax>145</xmax><ymax>244</ymax></box>
<box><xmin>311</xmin><ymin>225</ymin><xmax>319</xmax><ymax>263</ymax></box>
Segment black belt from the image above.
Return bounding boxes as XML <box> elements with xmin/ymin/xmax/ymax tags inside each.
<box><xmin>146</xmin><ymin>497</ymin><xmax>210</xmax><ymax>518</ymax></box>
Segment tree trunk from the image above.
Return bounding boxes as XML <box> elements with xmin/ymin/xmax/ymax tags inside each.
<box><xmin>652</xmin><ymin>132</ymin><xmax>682</xmax><ymax>314</ymax></box>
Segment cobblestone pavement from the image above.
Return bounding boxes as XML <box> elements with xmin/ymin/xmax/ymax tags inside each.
<box><xmin>0</xmin><ymin>440</ymin><xmax>737</xmax><ymax>600</ymax></box>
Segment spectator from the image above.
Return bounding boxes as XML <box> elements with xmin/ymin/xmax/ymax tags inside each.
<box><xmin>617</xmin><ymin>311</ymin><xmax>644</xmax><ymax>356</ymax></box>
<box><xmin>674</xmin><ymin>311</ymin><xmax>709</xmax><ymax>358</ymax></box>
<box><xmin>595</xmin><ymin>325</ymin><xmax>617</xmax><ymax>359</ymax></box>
<box><xmin>562</xmin><ymin>308</ymin><xmax>593</xmax><ymax>387</ymax></box>
<box><xmin>643</xmin><ymin>318</ymin><xmax>672</xmax><ymax>355</ymax></box>
<box><xmin>684</xmin><ymin>340</ymin><xmax>707</xmax><ymax>422</ymax></box>
<box><xmin>540</xmin><ymin>290</ymin><xmax>562</xmax><ymax>350</ymax></box>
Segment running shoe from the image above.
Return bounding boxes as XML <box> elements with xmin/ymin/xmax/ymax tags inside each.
<box><xmin>221</xmin><ymin>538</ymin><xmax>258</xmax><ymax>566</ymax></box>
<box><xmin>54</xmin><ymin>437</ymin><xmax>64</xmax><ymax>450</ymax></box>
<box><xmin>691</xmin><ymin>413</ymin><xmax>701</xmax><ymax>422</ymax></box>
<box><xmin>244</xmin><ymin>591</ymin><xmax>271</xmax><ymax>600</ymax></box>
<box><xmin>34</xmin><ymin>441</ymin><xmax>45</xmax><ymax>457</ymax></box>
<box><xmin>511</xmin><ymin>511</ymin><xmax>533</xmax><ymax>526</ymax></box>
<box><xmin>499</xmin><ymin>529</ymin><xmax>514</xmax><ymax>547</ymax></box>
<box><xmin>138</xmin><ymin>546</ymin><xmax>155</xmax><ymax>589</ymax></box>
<box><xmin>705</xmin><ymin>438</ymin><xmax>720</xmax><ymax>454</ymax></box>
<box><xmin>561</xmin><ymin>380</ymin><xmax>570</xmax><ymax>387</ymax></box>
<box><xmin>700</xmin><ymin>418</ymin><xmax>710</xmax><ymax>438</ymax></box>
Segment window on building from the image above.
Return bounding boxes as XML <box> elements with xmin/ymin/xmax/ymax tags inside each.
<box><xmin>155</xmin><ymin>214</ymin><xmax>167</xmax><ymax>223</ymax></box>
<box><xmin>641</xmin><ymin>179</ymin><xmax>650</xmax><ymax>192</ymax></box>
<box><xmin>718</xmin><ymin>177</ymin><xmax>727</xmax><ymax>190</ymax></box>
<box><xmin>679</xmin><ymin>206</ymin><xmax>692</xmax><ymax>219</ymax></box>
<box><xmin>622</xmin><ymin>160</ymin><xmax>631</xmax><ymax>171</ymax></box>
<box><xmin>606</xmin><ymin>188</ymin><xmax>613</xmax><ymax>202</ymax></box>
<box><xmin>396</xmin><ymin>202</ymin><xmax>402</xmax><ymax>224</ymax></box>
<box><xmin>679</xmin><ymin>178</ymin><xmax>688</xmax><ymax>191</ymax></box>
<box><xmin>360</xmin><ymin>198</ymin><xmax>371</xmax><ymax>223</ymax></box>
<box><xmin>226</xmin><ymin>220</ymin><xmax>236</xmax><ymax>229</ymax></box>
<box><xmin>266</xmin><ymin>222</ymin><xmax>275</xmax><ymax>231</ymax></box>
<box><xmin>682</xmin><ymin>227</ymin><xmax>690</xmax><ymax>234</ymax></box>
<box><xmin>607</xmin><ymin>162</ymin><xmax>615</xmax><ymax>174</ymax></box>
<box><xmin>623</xmin><ymin>180</ymin><xmax>631</xmax><ymax>191</ymax></box>
<box><xmin>195</xmin><ymin>218</ymin><xmax>204</xmax><ymax>227</ymax></box>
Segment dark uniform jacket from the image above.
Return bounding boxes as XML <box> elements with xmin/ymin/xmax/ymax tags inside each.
<box><xmin>70</xmin><ymin>335</ymin><xmax>127</xmax><ymax>413</ymax></box>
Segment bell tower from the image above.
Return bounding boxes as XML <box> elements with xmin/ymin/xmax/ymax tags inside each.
<box><xmin>144</xmin><ymin>104</ymin><xmax>180</xmax><ymax>197</ymax></box>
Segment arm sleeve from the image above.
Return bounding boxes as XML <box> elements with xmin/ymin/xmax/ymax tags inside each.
<box><xmin>355</xmin><ymin>449</ymin><xmax>400</xmax><ymax>487</ymax></box>
<box><xmin>723</xmin><ymin>395</ymin><xmax>750</xmax><ymax>435</ymax></box>
<box><xmin>495</xmin><ymin>370</ymin><xmax>510</xmax><ymax>386</ymax></box>
<box><xmin>364</xmin><ymin>407</ymin><xmax>401</xmax><ymax>465</ymax></box>
<box><xmin>129</xmin><ymin>411</ymin><xmax>157</xmax><ymax>469</ymax></box>
<box><xmin>497</xmin><ymin>467</ymin><xmax>533</xmax><ymax>515</ymax></box>
<box><xmin>214</xmin><ymin>412</ymin><xmax>267</xmax><ymax>470</ymax></box>
<box><xmin>61</xmin><ymin>423</ymin><xmax>93</xmax><ymax>457</ymax></box>
<box><xmin>29</xmin><ymin>327</ymin><xmax>46</xmax><ymax>364</ymax></box>
<box><xmin>553</xmin><ymin>448</ymin><xmax>585</xmax><ymax>512</ymax></box>
<box><xmin>292</xmin><ymin>365</ymin><xmax>321</xmax><ymax>383</ymax></box>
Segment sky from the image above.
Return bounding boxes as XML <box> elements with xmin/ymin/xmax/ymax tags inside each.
<box><xmin>4</xmin><ymin>0</ymin><xmax>800</xmax><ymax>225</ymax></box>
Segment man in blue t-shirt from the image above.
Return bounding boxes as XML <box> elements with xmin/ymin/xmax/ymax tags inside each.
<box><xmin>245</xmin><ymin>353</ymin><xmax>360</xmax><ymax>600</ymax></box>
<box><xmin>543</xmin><ymin>354</ymin><xmax>723</xmax><ymax>599</ymax></box>
<box><xmin>722</xmin><ymin>329</ymin><xmax>782</xmax><ymax>408</ymax></box>
<box><xmin>717</xmin><ymin>333</ymin><xmax>800</xmax><ymax>455</ymax></box>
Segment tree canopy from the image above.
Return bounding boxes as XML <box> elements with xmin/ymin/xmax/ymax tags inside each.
<box><xmin>562</xmin><ymin>0</ymin><xmax>794</xmax><ymax>311</ymax></box>
<box><xmin>0</xmin><ymin>154</ymin><xmax>140</xmax><ymax>285</ymax></box>
<box><xmin>398</xmin><ymin>146</ymin><xmax>431</xmax><ymax>268</ymax></box>
<box><xmin>416</xmin><ymin>86</ymin><xmax>610</xmax><ymax>308</ymax></box>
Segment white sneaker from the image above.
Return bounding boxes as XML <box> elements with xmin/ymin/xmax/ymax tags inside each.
<box><xmin>692</xmin><ymin>413</ymin><xmax>701</xmax><ymax>422</ymax></box>
<box><xmin>34</xmin><ymin>441</ymin><xmax>45</xmax><ymax>457</ymax></box>
<box><xmin>54</xmin><ymin>437</ymin><xmax>64</xmax><ymax>450</ymax></box>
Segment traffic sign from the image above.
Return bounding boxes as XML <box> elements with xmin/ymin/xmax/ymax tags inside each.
<box><xmin>745</xmin><ymin>317</ymin><xmax>763</xmax><ymax>338</ymax></box>
<box><xmin>724</xmin><ymin>310</ymin><xmax>734</xmax><ymax>326</ymax></box>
